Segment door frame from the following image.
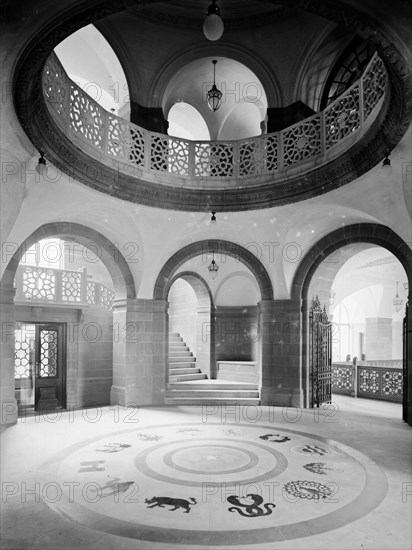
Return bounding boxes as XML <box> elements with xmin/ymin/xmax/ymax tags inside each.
<box><xmin>14</xmin><ymin>321</ymin><xmax>67</xmax><ymax>412</ymax></box>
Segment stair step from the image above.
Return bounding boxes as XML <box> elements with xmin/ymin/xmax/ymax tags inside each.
<box><xmin>164</xmin><ymin>397</ymin><xmax>260</xmax><ymax>405</ymax></box>
<box><xmin>169</xmin><ymin>344</ymin><xmax>188</xmax><ymax>348</ymax></box>
<box><xmin>169</xmin><ymin>332</ymin><xmax>180</xmax><ymax>337</ymax></box>
<box><xmin>169</xmin><ymin>356</ymin><xmax>196</xmax><ymax>363</ymax></box>
<box><xmin>169</xmin><ymin>373</ymin><xmax>208</xmax><ymax>382</ymax></box>
<box><xmin>169</xmin><ymin>363</ymin><xmax>197</xmax><ymax>372</ymax></box>
<box><xmin>168</xmin><ymin>382</ymin><xmax>258</xmax><ymax>390</ymax></box>
<box><xmin>166</xmin><ymin>389</ymin><xmax>259</xmax><ymax>398</ymax></box>
<box><xmin>169</xmin><ymin>367</ymin><xmax>201</xmax><ymax>375</ymax></box>
<box><xmin>169</xmin><ymin>350</ymin><xmax>192</xmax><ymax>356</ymax></box>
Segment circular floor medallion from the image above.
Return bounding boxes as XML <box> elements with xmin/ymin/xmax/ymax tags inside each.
<box><xmin>36</xmin><ymin>422</ymin><xmax>388</xmax><ymax>546</ymax></box>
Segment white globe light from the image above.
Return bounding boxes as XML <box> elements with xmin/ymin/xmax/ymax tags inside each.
<box><xmin>203</xmin><ymin>14</ymin><xmax>224</xmax><ymax>41</ymax></box>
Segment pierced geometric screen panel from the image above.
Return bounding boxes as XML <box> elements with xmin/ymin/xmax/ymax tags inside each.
<box><xmin>39</xmin><ymin>329</ymin><xmax>58</xmax><ymax>378</ymax></box>
<box><xmin>107</xmin><ymin>115</ymin><xmax>146</xmax><ymax>166</ymax></box>
<box><xmin>324</xmin><ymin>85</ymin><xmax>360</xmax><ymax>150</ymax></box>
<box><xmin>86</xmin><ymin>281</ymin><xmax>96</xmax><ymax>305</ymax></box>
<box><xmin>266</xmin><ymin>134</ymin><xmax>278</xmax><ymax>172</ymax></box>
<box><xmin>62</xmin><ymin>271</ymin><xmax>82</xmax><ymax>302</ymax></box>
<box><xmin>358</xmin><ymin>368</ymin><xmax>380</xmax><ymax>395</ymax></box>
<box><xmin>43</xmin><ymin>55</ymin><xmax>69</xmax><ymax>117</ymax></box>
<box><xmin>150</xmin><ymin>135</ymin><xmax>169</xmax><ymax>172</ymax></box>
<box><xmin>381</xmin><ymin>370</ymin><xmax>403</xmax><ymax>397</ymax></box>
<box><xmin>22</xmin><ymin>266</ymin><xmax>56</xmax><ymax>301</ymax></box>
<box><xmin>14</xmin><ymin>324</ymin><xmax>35</xmax><ymax>379</ymax></box>
<box><xmin>282</xmin><ymin>116</ymin><xmax>322</xmax><ymax>167</ymax></box>
<box><xmin>239</xmin><ymin>138</ymin><xmax>267</xmax><ymax>177</ymax></box>
<box><xmin>332</xmin><ymin>366</ymin><xmax>354</xmax><ymax>393</ymax></box>
<box><xmin>99</xmin><ymin>285</ymin><xmax>115</xmax><ymax>312</ymax></box>
<box><xmin>167</xmin><ymin>138</ymin><xmax>189</xmax><ymax>176</ymax></box>
<box><xmin>362</xmin><ymin>54</ymin><xmax>387</xmax><ymax>119</ymax></box>
<box><xmin>194</xmin><ymin>142</ymin><xmax>234</xmax><ymax>177</ymax></box>
<box><xmin>69</xmin><ymin>87</ymin><xmax>104</xmax><ymax>149</ymax></box>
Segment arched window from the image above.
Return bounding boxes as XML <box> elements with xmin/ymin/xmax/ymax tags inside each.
<box><xmin>320</xmin><ymin>38</ymin><xmax>374</xmax><ymax>110</ymax></box>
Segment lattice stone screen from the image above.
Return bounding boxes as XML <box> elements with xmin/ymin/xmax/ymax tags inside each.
<box><xmin>16</xmin><ymin>266</ymin><xmax>114</xmax><ymax>311</ymax></box>
<box><xmin>325</xmin><ymin>85</ymin><xmax>361</xmax><ymax>149</ymax></box>
<box><xmin>43</xmin><ymin>51</ymin><xmax>387</xmax><ymax>185</ymax></box>
<box><xmin>62</xmin><ymin>271</ymin><xmax>82</xmax><ymax>303</ymax></box>
<box><xmin>22</xmin><ymin>266</ymin><xmax>56</xmax><ymax>301</ymax></box>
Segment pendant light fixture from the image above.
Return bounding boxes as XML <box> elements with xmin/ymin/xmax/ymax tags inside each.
<box><xmin>208</xmin><ymin>251</ymin><xmax>219</xmax><ymax>280</ymax></box>
<box><xmin>35</xmin><ymin>152</ymin><xmax>47</xmax><ymax>175</ymax></box>
<box><xmin>393</xmin><ymin>281</ymin><xmax>403</xmax><ymax>313</ymax></box>
<box><xmin>207</xmin><ymin>60</ymin><xmax>222</xmax><ymax>112</ymax></box>
<box><xmin>203</xmin><ymin>0</ymin><xmax>224</xmax><ymax>41</ymax></box>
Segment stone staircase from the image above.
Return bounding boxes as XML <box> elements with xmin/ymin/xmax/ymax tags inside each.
<box><xmin>166</xmin><ymin>332</ymin><xmax>260</xmax><ymax>405</ymax></box>
<box><xmin>168</xmin><ymin>332</ymin><xmax>207</xmax><ymax>383</ymax></box>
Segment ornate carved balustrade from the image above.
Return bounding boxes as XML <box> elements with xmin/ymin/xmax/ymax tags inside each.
<box><xmin>332</xmin><ymin>362</ymin><xmax>403</xmax><ymax>402</ymax></box>
<box><xmin>14</xmin><ymin>265</ymin><xmax>115</xmax><ymax>312</ymax></box>
<box><xmin>42</xmin><ymin>51</ymin><xmax>387</xmax><ymax>189</ymax></box>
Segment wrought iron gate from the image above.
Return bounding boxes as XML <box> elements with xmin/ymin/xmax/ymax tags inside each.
<box><xmin>309</xmin><ymin>296</ymin><xmax>332</xmax><ymax>407</ymax></box>
<box><xmin>403</xmin><ymin>301</ymin><xmax>409</xmax><ymax>422</ymax></box>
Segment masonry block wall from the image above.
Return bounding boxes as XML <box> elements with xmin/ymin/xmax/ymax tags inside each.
<box><xmin>365</xmin><ymin>317</ymin><xmax>393</xmax><ymax>360</ymax></box>
<box><xmin>77</xmin><ymin>305</ymin><xmax>113</xmax><ymax>407</ymax></box>
<box><xmin>260</xmin><ymin>300</ymin><xmax>302</xmax><ymax>408</ymax></box>
<box><xmin>214</xmin><ymin>306</ymin><xmax>258</xmax><ymax>363</ymax></box>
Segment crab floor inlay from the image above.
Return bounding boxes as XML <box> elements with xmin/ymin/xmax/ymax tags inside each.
<box><xmin>35</xmin><ymin>422</ymin><xmax>388</xmax><ymax>545</ymax></box>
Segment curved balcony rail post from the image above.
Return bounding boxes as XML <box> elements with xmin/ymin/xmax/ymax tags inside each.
<box><xmin>42</xmin><ymin>51</ymin><xmax>387</xmax><ymax>189</ymax></box>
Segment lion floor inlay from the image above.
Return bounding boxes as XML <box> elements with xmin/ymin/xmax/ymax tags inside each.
<box><xmin>36</xmin><ymin>422</ymin><xmax>388</xmax><ymax>545</ymax></box>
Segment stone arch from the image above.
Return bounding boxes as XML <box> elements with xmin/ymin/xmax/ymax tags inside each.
<box><xmin>167</xmin><ymin>271</ymin><xmax>215</xmax><ymax>380</ymax></box>
<box><xmin>154</xmin><ymin>43</ymin><xmax>280</xmax><ymax>112</ymax></box>
<box><xmin>1</xmin><ymin>222</ymin><xmax>136</xmax><ymax>300</ymax></box>
<box><xmin>291</xmin><ymin>223</ymin><xmax>412</xmax><ymax>424</ymax></box>
<box><xmin>167</xmin><ymin>271</ymin><xmax>214</xmax><ymax>308</ymax></box>
<box><xmin>291</xmin><ymin>224</ymin><xmax>412</xmax><ymax>300</ymax></box>
<box><xmin>153</xmin><ymin>240</ymin><xmax>273</xmax><ymax>302</ymax></box>
<box><xmin>0</xmin><ymin>222</ymin><xmax>137</xmax><ymax>426</ymax></box>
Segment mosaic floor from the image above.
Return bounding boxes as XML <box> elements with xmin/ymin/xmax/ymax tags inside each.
<box><xmin>1</xmin><ymin>397</ymin><xmax>411</xmax><ymax>549</ymax></box>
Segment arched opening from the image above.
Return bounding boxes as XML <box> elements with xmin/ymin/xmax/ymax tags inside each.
<box><xmin>291</xmin><ymin>224</ymin><xmax>411</xmax><ymax>425</ymax></box>
<box><xmin>307</xmin><ymin>245</ymin><xmax>407</xmax><ymax>409</ymax></box>
<box><xmin>167</xmin><ymin>272</ymin><xmax>213</xmax><ymax>387</ymax></box>
<box><xmin>219</xmin><ymin>101</ymin><xmax>264</xmax><ymax>140</ymax></box>
<box><xmin>154</xmin><ymin>240</ymin><xmax>273</xmax><ymax>404</ymax></box>
<box><xmin>168</xmin><ymin>103</ymin><xmax>210</xmax><ymax>140</ymax></box>
<box><xmin>54</xmin><ymin>24</ymin><xmax>130</xmax><ymax>118</ymax></box>
<box><xmin>163</xmin><ymin>57</ymin><xmax>268</xmax><ymax>140</ymax></box>
<box><xmin>0</xmin><ymin>223</ymin><xmax>135</xmax><ymax>425</ymax></box>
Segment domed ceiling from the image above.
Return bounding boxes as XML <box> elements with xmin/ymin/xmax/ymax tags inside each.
<box><xmin>12</xmin><ymin>0</ymin><xmax>412</xmax><ymax>212</ymax></box>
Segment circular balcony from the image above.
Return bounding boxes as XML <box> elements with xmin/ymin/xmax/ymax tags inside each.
<box><xmin>12</xmin><ymin>0</ymin><xmax>412</xmax><ymax>213</ymax></box>
<box><xmin>38</xmin><ymin>51</ymin><xmax>388</xmax><ymax>211</ymax></box>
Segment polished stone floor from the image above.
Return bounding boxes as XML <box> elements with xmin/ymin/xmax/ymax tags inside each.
<box><xmin>1</xmin><ymin>396</ymin><xmax>411</xmax><ymax>549</ymax></box>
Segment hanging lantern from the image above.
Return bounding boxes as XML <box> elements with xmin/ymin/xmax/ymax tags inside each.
<box><xmin>206</xmin><ymin>60</ymin><xmax>222</xmax><ymax>112</ymax></box>
<box><xmin>393</xmin><ymin>281</ymin><xmax>403</xmax><ymax>313</ymax></box>
<box><xmin>208</xmin><ymin>251</ymin><xmax>219</xmax><ymax>280</ymax></box>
